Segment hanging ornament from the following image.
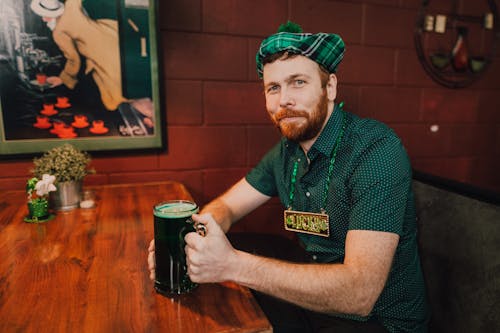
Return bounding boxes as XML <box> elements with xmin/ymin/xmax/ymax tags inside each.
<box><xmin>451</xmin><ymin>26</ymin><xmax>469</xmax><ymax>72</ymax></box>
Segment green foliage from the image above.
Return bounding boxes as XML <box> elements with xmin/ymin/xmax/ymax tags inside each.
<box><xmin>32</xmin><ymin>144</ymin><xmax>93</xmax><ymax>183</ymax></box>
<box><xmin>277</xmin><ymin>21</ymin><xmax>303</xmax><ymax>33</ymax></box>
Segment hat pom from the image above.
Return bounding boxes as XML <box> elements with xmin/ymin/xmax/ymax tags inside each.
<box><xmin>277</xmin><ymin>21</ymin><xmax>303</xmax><ymax>33</ymax></box>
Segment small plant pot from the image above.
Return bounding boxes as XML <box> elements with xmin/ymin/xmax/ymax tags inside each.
<box><xmin>25</xmin><ymin>199</ymin><xmax>54</xmax><ymax>223</ymax></box>
<box><xmin>50</xmin><ymin>181</ymin><xmax>82</xmax><ymax>211</ymax></box>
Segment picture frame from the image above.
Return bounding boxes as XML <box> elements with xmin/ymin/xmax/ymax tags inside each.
<box><xmin>0</xmin><ymin>0</ymin><xmax>164</xmax><ymax>156</ymax></box>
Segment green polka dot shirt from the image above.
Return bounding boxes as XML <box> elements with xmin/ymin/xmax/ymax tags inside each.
<box><xmin>246</xmin><ymin>105</ymin><xmax>430</xmax><ymax>332</ymax></box>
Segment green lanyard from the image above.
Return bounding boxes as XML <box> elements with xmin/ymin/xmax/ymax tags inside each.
<box><xmin>288</xmin><ymin>106</ymin><xmax>346</xmax><ymax>213</ymax></box>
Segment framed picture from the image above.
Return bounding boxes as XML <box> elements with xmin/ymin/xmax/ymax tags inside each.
<box><xmin>0</xmin><ymin>0</ymin><xmax>164</xmax><ymax>156</ymax></box>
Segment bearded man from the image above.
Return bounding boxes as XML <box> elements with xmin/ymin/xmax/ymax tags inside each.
<box><xmin>148</xmin><ymin>23</ymin><xmax>430</xmax><ymax>333</ymax></box>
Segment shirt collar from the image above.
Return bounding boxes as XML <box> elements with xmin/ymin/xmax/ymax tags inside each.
<box><xmin>310</xmin><ymin>103</ymin><xmax>343</xmax><ymax>158</ymax></box>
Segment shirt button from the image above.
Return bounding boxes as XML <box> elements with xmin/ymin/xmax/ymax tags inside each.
<box><xmin>297</xmin><ymin>158</ymin><xmax>301</xmax><ymax>162</ymax></box>
<box><xmin>306</xmin><ymin>192</ymin><xmax>311</xmax><ymax>197</ymax></box>
<box><xmin>312</xmin><ymin>255</ymin><xmax>317</xmax><ymax>261</ymax></box>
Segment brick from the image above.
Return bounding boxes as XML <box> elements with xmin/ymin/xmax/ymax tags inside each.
<box><xmin>400</xmin><ymin>0</ymin><xmax>420</xmax><ymax>9</ymax></box>
<box><xmin>460</xmin><ymin>1</ymin><xmax>492</xmax><ymax>16</ymax></box>
<box><xmin>338</xmin><ymin>45</ymin><xmax>395</xmax><ymax>85</ymax></box>
<box><xmin>468</xmin><ymin>157</ymin><xmax>500</xmax><ymax>192</ymax></box>
<box><xmin>248</xmin><ymin>38</ymin><xmax>262</xmax><ymax>81</ymax></box>
<box><xmin>203</xmin><ymin>0</ymin><xmax>287</xmax><ymax>36</ymax></box>
<box><xmin>0</xmin><ymin>160</ymin><xmax>33</xmax><ymax>177</ymax></box>
<box><xmin>107</xmin><ymin>170</ymin><xmax>203</xmax><ymax>202</ymax></box>
<box><xmin>166</xmin><ymin>80</ymin><xmax>203</xmax><ymax>125</ymax></box>
<box><xmin>336</xmin><ymin>84</ymin><xmax>360</xmax><ymax>117</ymax></box>
<box><xmin>202</xmin><ymin>168</ymin><xmax>249</xmax><ymax>204</ymax></box>
<box><xmin>473</xmin><ymin>55</ymin><xmax>500</xmax><ymax>89</ymax></box>
<box><xmin>412</xmin><ymin>157</ymin><xmax>473</xmax><ymax>184</ymax></box>
<box><xmin>359</xmin><ymin>86</ymin><xmax>421</xmax><ymax>122</ymax></box>
<box><xmin>346</xmin><ymin>0</ymin><xmax>398</xmax><ymax>5</ymax></box>
<box><xmin>448</xmin><ymin>124</ymin><xmax>497</xmax><ymax>157</ymax></box>
<box><xmin>83</xmin><ymin>174</ymin><xmax>109</xmax><ymax>186</ymax></box>
<box><xmin>392</xmin><ymin>124</ymin><xmax>452</xmax><ymax>158</ymax></box>
<box><xmin>0</xmin><ymin>177</ymin><xmax>26</xmax><ymax>192</ymax></box>
<box><xmin>421</xmin><ymin>89</ymin><xmax>478</xmax><ymax>122</ymax></box>
<box><xmin>365</xmin><ymin>5</ymin><xmax>415</xmax><ymax>48</ymax></box>
<box><xmin>395</xmin><ymin>49</ymin><xmax>438</xmax><ymax>87</ymax></box>
<box><xmin>497</xmin><ymin>126</ymin><xmax>500</xmax><ymax>156</ymax></box>
<box><xmin>91</xmin><ymin>155</ymin><xmax>159</xmax><ymax>173</ymax></box>
<box><xmin>163</xmin><ymin>32</ymin><xmax>247</xmax><ymax>80</ymax></box>
<box><xmin>291</xmin><ymin>0</ymin><xmax>362</xmax><ymax>44</ymax></box>
<box><xmin>421</xmin><ymin>2</ymin><xmax>456</xmax><ymax>13</ymax></box>
<box><xmin>247</xmin><ymin>126</ymin><xmax>281</xmax><ymax>165</ymax></box>
<box><xmin>158</xmin><ymin>126</ymin><xmax>247</xmax><ymax>169</ymax></box>
<box><xmin>159</xmin><ymin>0</ymin><xmax>201</xmax><ymax>31</ymax></box>
<box><xmin>204</xmin><ymin>81</ymin><xmax>268</xmax><ymax>125</ymax></box>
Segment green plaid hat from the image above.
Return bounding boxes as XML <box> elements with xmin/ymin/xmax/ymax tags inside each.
<box><xmin>256</xmin><ymin>32</ymin><xmax>345</xmax><ymax>78</ymax></box>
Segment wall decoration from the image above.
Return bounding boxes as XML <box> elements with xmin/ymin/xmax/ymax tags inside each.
<box><xmin>0</xmin><ymin>0</ymin><xmax>164</xmax><ymax>156</ymax></box>
<box><xmin>415</xmin><ymin>0</ymin><xmax>500</xmax><ymax>88</ymax></box>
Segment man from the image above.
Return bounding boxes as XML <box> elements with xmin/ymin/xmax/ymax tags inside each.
<box><xmin>30</xmin><ymin>0</ymin><xmax>126</xmax><ymax>111</ymax></box>
<box><xmin>148</xmin><ymin>23</ymin><xmax>429</xmax><ymax>332</ymax></box>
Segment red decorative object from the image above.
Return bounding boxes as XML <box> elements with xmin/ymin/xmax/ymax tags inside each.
<box><xmin>89</xmin><ymin>120</ymin><xmax>109</xmax><ymax>134</ymax></box>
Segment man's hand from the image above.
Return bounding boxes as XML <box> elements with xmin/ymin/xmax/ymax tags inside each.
<box><xmin>185</xmin><ymin>213</ymin><xmax>238</xmax><ymax>283</ymax></box>
<box><xmin>147</xmin><ymin>239</ymin><xmax>156</xmax><ymax>281</ymax></box>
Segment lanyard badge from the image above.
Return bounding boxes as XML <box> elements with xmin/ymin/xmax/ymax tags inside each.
<box><xmin>284</xmin><ymin>209</ymin><xmax>329</xmax><ymax>237</ymax></box>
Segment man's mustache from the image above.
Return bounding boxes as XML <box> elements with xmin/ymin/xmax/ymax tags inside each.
<box><xmin>274</xmin><ymin>109</ymin><xmax>309</xmax><ymax>121</ymax></box>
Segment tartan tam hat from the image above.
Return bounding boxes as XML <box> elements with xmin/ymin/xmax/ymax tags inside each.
<box><xmin>256</xmin><ymin>31</ymin><xmax>345</xmax><ymax>78</ymax></box>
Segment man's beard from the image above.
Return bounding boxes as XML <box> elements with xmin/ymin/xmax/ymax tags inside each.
<box><xmin>271</xmin><ymin>90</ymin><xmax>329</xmax><ymax>142</ymax></box>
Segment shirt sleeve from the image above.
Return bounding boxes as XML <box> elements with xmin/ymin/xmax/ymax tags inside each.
<box><xmin>245</xmin><ymin>142</ymin><xmax>282</xmax><ymax>197</ymax></box>
<box><xmin>347</xmin><ymin>133</ymin><xmax>412</xmax><ymax>236</ymax></box>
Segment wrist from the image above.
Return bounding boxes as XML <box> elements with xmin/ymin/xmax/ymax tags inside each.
<box><xmin>225</xmin><ymin>249</ymin><xmax>247</xmax><ymax>283</ymax></box>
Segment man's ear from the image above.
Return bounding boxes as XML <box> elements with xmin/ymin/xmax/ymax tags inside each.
<box><xmin>326</xmin><ymin>74</ymin><xmax>337</xmax><ymax>101</ymax></box>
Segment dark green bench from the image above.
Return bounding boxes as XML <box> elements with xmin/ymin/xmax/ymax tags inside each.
<box><xmin>413</xmin><ymin>173</ymin><xmax>500</xmax><ymax>333</ymax></box>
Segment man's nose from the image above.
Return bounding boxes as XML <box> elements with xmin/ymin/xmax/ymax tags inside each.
<box><xmin>279</xmin><ymin>88</ymin><xmax>295</xmax><ymax>108</ymax></box>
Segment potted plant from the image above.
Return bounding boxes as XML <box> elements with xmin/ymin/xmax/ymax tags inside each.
<box><xmin>25</xmin><ymin>174</ymin><xmax>57</xmax><ymax>222</ymax></box>
<box><xmin>32</xmin><ymin>144</ymin><xmax>93</xmax><ymax>211</ymax></box>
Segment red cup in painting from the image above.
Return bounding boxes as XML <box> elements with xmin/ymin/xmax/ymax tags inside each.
<box><xmin>40</xmin><ymin>103</ymin><xmax>57</xmax><ymax>116</ymax></box>
<box><xmin>89</xmin><ymin>119</ymin><xmax>109</xmax><ymax>134</ymax></box>
<box><xmin>50</xmin><ymin>121</ymin><xmax>65</xmax><ymax>135</ymax></box>
<box><xmin>72</xmin><ymin>114</ymin><xmax>89</xmax><ymax>128</ymax></box>
<box><xmin>33</xmin><ymin>115</ymin><xmax>51</xmax><ymax>129</ymax></box>
<box><xmin>56</xmin><ymin>96</ymin><xmax>70</xmax><ymax>108</ymax></box>
<box><xmin>36</xmin><ymin>73</ymin><xmax>47</xmax><ymax>85</ymax></box>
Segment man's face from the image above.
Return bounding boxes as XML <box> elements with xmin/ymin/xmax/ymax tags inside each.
<box><xmin>262</xmin><ymin>56</ymin><xmax>335</xmax><ymax>143</ymax></box>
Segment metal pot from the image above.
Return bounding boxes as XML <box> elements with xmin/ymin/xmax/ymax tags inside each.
<box><xmin>50</xmin><ymin>180</ymin><xmax>82</xmax><ymax>211</ymax></box>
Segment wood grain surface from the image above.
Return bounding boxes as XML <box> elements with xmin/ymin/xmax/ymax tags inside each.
<box><xmin>0</xmin><ymin>182</ymin><xmax>272</xmax><ymax>333</ymax></box>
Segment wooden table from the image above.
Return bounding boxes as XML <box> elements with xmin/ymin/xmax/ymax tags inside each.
<box><xmin>0</xmin><ymin>181</ymin><xmax>272</xmax><ymax>333</ymax></box>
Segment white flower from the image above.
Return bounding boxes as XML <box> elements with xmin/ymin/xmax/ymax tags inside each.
<box><xmin>35</xmin><ymin>174</ymin><xmax>57</xmax><ymax>197</ymax></box>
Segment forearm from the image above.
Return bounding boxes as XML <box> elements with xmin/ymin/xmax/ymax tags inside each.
<box><xmin>227</xmin><ymin>250</ymin><xmax>373</xmax><ymax>316</ymax></box>
<box><xmin>200</xmin><ymin>199</ymin><xmax>235</xmax><ymax>233</ymax></box>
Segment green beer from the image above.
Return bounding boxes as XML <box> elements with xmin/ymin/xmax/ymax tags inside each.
<box><xmin>153</xmin><ymin>200</ymin><xmax>199</xmax><ymax>296</ymax></box>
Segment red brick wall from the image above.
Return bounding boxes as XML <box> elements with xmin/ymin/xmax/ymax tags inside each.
<box><xmin>1</xmin><ymin>0</ymin><xmax>499</xmax><ymax>234</ymax></box>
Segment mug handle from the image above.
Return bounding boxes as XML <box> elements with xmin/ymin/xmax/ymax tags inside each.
<box><xmin>186</xmin><ymin>218</ymin><xmax>207</xmax><ymax>237</ymax></box>
<box><xmin>194</xmin><ymin>222</ymin><xmax>207</xmax><ymax>237</ymax></box>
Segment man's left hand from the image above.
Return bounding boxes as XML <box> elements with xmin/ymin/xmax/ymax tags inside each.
<box><xmin>184</xmin><ymin>213</ymin><xmax>238</xmax><ymax>283</ymax></box>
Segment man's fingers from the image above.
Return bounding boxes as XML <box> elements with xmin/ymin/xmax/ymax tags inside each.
<box><xmin>147</xmin><ymin>243</ymin><xmax>156</xmax><ymax>281</ymax></box>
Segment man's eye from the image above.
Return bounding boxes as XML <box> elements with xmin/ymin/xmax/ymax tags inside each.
<box><xmin>267</xmin><ymin>85</ymin><xmax>279</xmax><ymax>93</ymax></box>
<box><xmin>294</xmin><ymin>80</ymin><xmax>305</xmax><ymax>86</ymax></box>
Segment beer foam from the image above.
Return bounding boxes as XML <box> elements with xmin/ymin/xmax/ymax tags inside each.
<box><xmin>154</xmin><ymin>201</ymin><xmax>198</xmax><ymax>218</ymax></box>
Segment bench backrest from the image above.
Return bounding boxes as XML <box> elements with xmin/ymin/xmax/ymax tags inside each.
<box><xmin>413</xmin><ymin>180</ymin><xmax>500</xmax><ymax>333</ymax></box>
